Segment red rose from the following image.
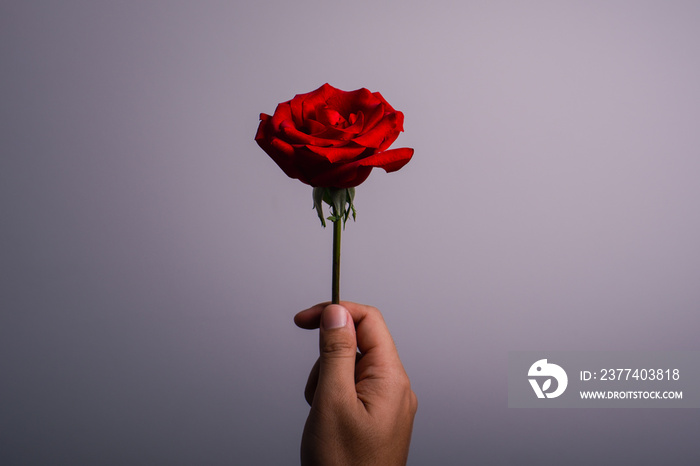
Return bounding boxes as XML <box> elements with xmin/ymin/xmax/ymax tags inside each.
<box><xmin>255</xmin><ymin>83</ymin><xmax>414</xmax><ymax>188</ymax></box>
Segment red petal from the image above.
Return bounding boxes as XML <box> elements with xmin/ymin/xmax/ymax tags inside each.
<box><xmin>290</xmin><ymin>95</ymin><xmax>304</xmax><ymax>126</ymax></box>
<box><xmin>326</xmin><ymin>87</ymin><xmax>381</xmax><ymax>119</ymax></box>
<box><xmin>270</xmin><ymin>103</ymin><xmax>293</xmax><ymax>131</ymax></box>
<box><xmin>344</xmin><ymin>111</ymin><xmax>364</xmax><ymax>133</ymax></box>
<box><xmin>377</xmin><ymin>110</ymin><xmax>404</xmax><ymax>151</ymax></box>
<box><xmin>280</xmin><ymin>121</ymin><xmax>348</xmax><ymax>147</ymax></box>
<box><xmin>304</xmin><ymin>119</ymin><xmax>327</xmax><ymax>135</ymax></box>
<box><xmin>361</xmin><ymin>104</ymin><xmax>384</xmax><ymax>132</ymax></box>
<box><xmin>316</xmin><ymin>106</ymin><xmax>345</xmax><ymax>127</ymax></box>
<box><xmin>359</xmin><ymin>147</ymin><xmax>414</xmax><ymax>172</ymax></box>
<box><xmin>270</xmin><ymin>138</ymin><xmax>295</xmax><ymax>157</ymax></box>
<box><xmin>353</xmin><ymin>112</ymin><xmax>400</xmax><ymax>148</ymax></box>
<box><xmin>254</xmin><ymin>114</ymin><xmax>273</xmax><ymax>142</ymax></box>
<box><xmin>313</xmin><ymin>112</ymin><xmax>364</xmax><ymax>141</ymax></box>
<box><xmin>256</xmin><ymin>136</ymin><xmax>305</xmax><ymax>181</ymax></box>
<box><xmin>309</xmin><ymin>163</ymin><xmax>373</xmax><ymax>188</ymax></box>
<box><xmin>372</xmin><ymin>91</ymin><xmax>396</xmax><ymax>113</ymax></box>
<box><xmin>289</xmin><ymin>92</ymin><xmax>319</xmax><ymax>125</ymax></box>
<box><xmin>297</xmin><ymin>84</ymin><xmax>337</xmax><ymax>122</ymax></box>
<box><xmin>305</xmin><ymin>144</ymin><xmax>366</xmax><ymax>163</ymax></box>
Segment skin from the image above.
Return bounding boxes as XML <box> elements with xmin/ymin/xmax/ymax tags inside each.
<box><xmin>294</xmin><ymin>302</ymin><xmax>418</xmax><ymax>466</ymax></box>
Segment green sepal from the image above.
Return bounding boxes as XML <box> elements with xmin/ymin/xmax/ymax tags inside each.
<box><xmin>311</xmin><ymin>187</ymin><xmax>358</xmax><ymax>228</ymax></box>
<box><xmin>345</xmin><ymin>188</ymin><xmax>356</xmax><ymax>224</ymax></box>
<box><xmin>328</xmin><ymin>188</ymin><xmax>347</xmax><ymax>225</ymax></box>
<box><xmin>312</xmin><ymin>187</ymin><xmax>326</xmax><ymax>227</ymax></box>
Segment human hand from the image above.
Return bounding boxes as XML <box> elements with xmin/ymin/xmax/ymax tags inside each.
<box><xmin>294</xmin><ymin>302</ymin><xmax>418</xmax><ymax>466</ymax></box>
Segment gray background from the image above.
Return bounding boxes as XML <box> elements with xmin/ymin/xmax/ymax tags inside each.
<box><xmin>2</xmin><ymin>1</ymin><xmax>699</xmax><ymax>464</ymax></box>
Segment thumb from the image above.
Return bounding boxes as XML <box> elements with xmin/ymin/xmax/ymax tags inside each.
<box><xmin>314</xmin><ymin>304</ymin><xmax>357</xmax><ymax>406</ymax></box>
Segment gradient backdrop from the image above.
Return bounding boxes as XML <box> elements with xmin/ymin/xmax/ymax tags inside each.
<box><xmin>2</xmin><ymin>1</ymin><xmax>699</xmax><ymax>464</ymax></box>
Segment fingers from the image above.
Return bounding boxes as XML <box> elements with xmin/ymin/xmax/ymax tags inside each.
<box><xmin>295</xmin><ymin>301</ymin><xmax>401</xmax><ymax>368</ymax></box>
<box><xmin>312</xmin><ymin>304</ymin><xmax>358</xmax><ymax>407</ymax></box>
<box><xmin>304</xmin><ymin>358</ymin><xmax>320</xmax><ymax>406</ymax></box>
<box><xmin>294</xmin><ymin>304</ymin><xmax>324</xmax><ymax>329</ymax></box>
<box><xmin>305</xmin><ymin>353</ymin><xmax>364</xmax><ymax>406</ymax></box>
<box><xmin>296</xmin><ymin>302</ymin><xmax>417</xmax><ymax>465</ymax></box>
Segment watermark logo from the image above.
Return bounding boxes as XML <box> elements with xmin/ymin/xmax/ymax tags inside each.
<box><xmin>528</xmin><ymin>359</ymin><xmax>568</xmax><ymax>399</ymax></box>
<box><xmin>510</xmin><ymin>352</ymin><xmax>699</xmax><ymax>408</ymax></box>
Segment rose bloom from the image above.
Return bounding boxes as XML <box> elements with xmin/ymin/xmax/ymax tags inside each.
<box><xmin>255</xmin><ymin>83</ymin><xmax>413</xmax><ymax>188</ymax></box>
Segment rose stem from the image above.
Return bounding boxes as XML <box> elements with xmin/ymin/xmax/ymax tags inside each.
<box><xmin>332</xmin><ymin>217</ymin><xmax>341</xmax><ymax>304</ymax></box>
